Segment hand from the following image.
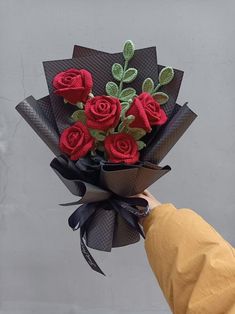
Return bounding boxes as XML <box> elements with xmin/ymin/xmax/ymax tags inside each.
<box><xmin>134</xmin><ymin>190</ymin><xmax>161</xmax><ymax>225</ymax></box>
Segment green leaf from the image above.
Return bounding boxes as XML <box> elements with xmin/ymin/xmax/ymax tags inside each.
<box><xmin>123</xmin><ymin>68</ymin><xmax>138</xmax><ymax>83</ymax></box>
<box><xmin>159</xmin><ymin>67</ymin><xmax>174</xmax><ymax>85</ymax></box>
<box><xmin>137</xmin><ymin>140</ymin><xmax>146</xmax><ymax>151</ymax></box>
<box><xmin>142</xmin><ymin>78</ymin><xmax>154</xmax><ymax>93</ymax></box>
<box><xmin>76</xmin><ymin>102</ymin><xmax>84</xmax><ymax>109</ymax></box>
<box><xmin>112</xmin><ymin>63</ymin><xmax>123</xmax><ymax>81</ymax></box>
<box><xmin>88</xmin><ymin>92</ymin><xmax>94</xmax><ymax>98</ymax></box>
<box><xmin>126</xmin><ymin>115</ymin><xmax>135</xmax><ymax>123</ymax></box>
<box><xmin>123</xmin><ymin>40</ymin><xmax>135</xmax><ymax>61</ymax></box>
<box><xmin>152</xmin><ymin>92</ymin><xmax>169</xmax><ymax>105</ymax></box>
<box><xmin>71</xmin><ymin>110</ymin><xmax>86</xmax><ymax>124</ymax></box>
<box><xmin>127</xmin><ymin>127</ymin><xmax>146</xmax><ymax>140</ymax></box>
<box><xmin>105</xmin><ymin>81</ymin><xmax>119</xmax><ymax>97</ymax></box>
<box><xmin>119</xmin><ymin>87</ymin><xmax>136</xmax><ymax>101</ymax></box>
<box><xmin>89</xmin><ymin>129</ymin><xmax>106</xmax><ymax>141</ymax></box>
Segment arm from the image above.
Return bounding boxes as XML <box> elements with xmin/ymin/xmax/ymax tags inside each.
<box><xmin>140</xmin><ymin>192</ymin><xmax>235</xmax><ymax>313</ymax></box>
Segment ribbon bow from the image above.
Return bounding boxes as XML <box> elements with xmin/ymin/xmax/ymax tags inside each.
<box><xmin>61</xmin><ymin>196</ymin><xmax>149</xmax><ymax>275</ymax></box>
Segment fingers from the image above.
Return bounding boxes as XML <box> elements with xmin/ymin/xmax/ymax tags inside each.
<box><xmin>131</xmin><ymin>193</ymin><xmax>145</xmax><ymax>198</ymax></box>
<box><xmin>130</xmin><ymin>190</ymin><xmax>153</xmax><ymax>198</ymax></box>
<box><xmin>143</xmin><ymin>189</ymin><xmax>154</xmax><ymax>198</ymax></box>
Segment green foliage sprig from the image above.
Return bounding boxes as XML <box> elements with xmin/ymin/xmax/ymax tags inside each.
<box><xmin>106</xmin><ymin>40</ymin><xmax>138</xmax><ymax>103</ymax></box>
<box><xmin>142</xmin><ymin>67</ymin><xmax>174</xmax><ymax>105</ymax></box>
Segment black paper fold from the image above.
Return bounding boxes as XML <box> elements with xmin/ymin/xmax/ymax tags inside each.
<box><xmin>100</xmin><ymin>163</ymin><xmax>171</xmax><ymax>196</ymax></box>
<box><xmin>142</xmin><ymin>103</ymin><xmax>197</xmax><ymax>163</ymax></box>
<box><xmin>16</xmin><ymin>96</ymin><xmax>60</xmax><ymax>156</ymax></box>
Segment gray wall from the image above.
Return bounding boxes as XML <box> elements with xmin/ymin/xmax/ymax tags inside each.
<box><xmin>0</xmin><ymin>0</ymin><xmax>234</xmax><ymax>313</ymax></box>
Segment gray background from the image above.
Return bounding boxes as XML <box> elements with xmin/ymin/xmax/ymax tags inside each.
<box><xmin>0</xmin><ymin>0</ymin><xmax>234</xmax><ymax>313</ymax></box>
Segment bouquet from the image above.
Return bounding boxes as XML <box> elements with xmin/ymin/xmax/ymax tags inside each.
<box><xmin>16</xmin><ymin>40</ymin><xmax>197</xmax><ymax>275</ymax></box>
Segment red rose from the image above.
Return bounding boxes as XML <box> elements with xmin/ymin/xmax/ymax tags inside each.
<box><xmin>85</xmin><ymin>96</ymin><xmax>121</xmax><ymax>131</ymax></box>
<box><xmin>104</xmin><ymin>133</ymin><xmax>139</xmax><ymax>164</ymax></box>
<box><xmin>127</xmin><ymin>92</ymin><xmax>168</xmax><ymax>132</ymax></box>
<box><xmin>59</xmin><ymin>122</ymin><xmax>94</xmax><ymax>160</ymax></box>
<box><xmin>53</xmin><ymin>68</ymin><xmax>93</xmax><ymax>104</ymax></box>
<box><xmin>126</xmin><ymin>96</ymin><xmax>152</xmax><ymax>132</ymax></box>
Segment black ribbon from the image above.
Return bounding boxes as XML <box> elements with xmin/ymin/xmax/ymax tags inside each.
<box><xmin>61</xmin><ymin>196</ymin><xmax>150</xmax><ymax>276</ymax></box>
<box><xmin>51</xmin><ymin>155</ymin><xmax>150</xmax><ymax>275</ymax></box>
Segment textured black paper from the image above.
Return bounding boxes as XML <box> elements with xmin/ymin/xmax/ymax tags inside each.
<box><xmin>16</xmin><ymin>43</ymin><xmax>197</xmax><ymax>257</ymax></box>
<box><xmin>142</xmin><ymin>103</ymin><xmax>197</xmax><ymax>162</ymax></box>
<box><xmin>15</xmin><ymin>96</ymin><xmax>60</xmax><ymax>156</ymax></box>
<box><xmin>99</xmin><ymin>163</ymin><xmax>171</xmax><ymax>196</ymax></box>
<box><xmin>50</xmin><ymin>157</ymin><xmax>171</xmax><ymax>200</ymax></box>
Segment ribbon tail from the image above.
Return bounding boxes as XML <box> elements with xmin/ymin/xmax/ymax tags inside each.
<box><xmin>60</xmin><ymin>200</ymin><xmax>83</xmax><ymax>206</ymax></box>
<box><xmin>68</xmin><ymin>203</ymin><xmax>105</xmax><ymax>275</ymax></box>
<box><xmin>125</xmin><ymin>213</ymin><xmax>145</xmax><ymax>239</ymax></box>
<box><xmin>80</xmin><ymin>228</ymin><xmax>105</xmax><ymax>276</ymax></box>
<box><xmin>68</xmin><ymin>203</ymin><xmax>96</xmax><ymax>230</ymax></box>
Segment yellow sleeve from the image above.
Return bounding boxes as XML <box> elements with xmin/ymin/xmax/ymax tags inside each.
<box><xmin>143</xmin><ymin>203</ymin><xmax>235</xmax><ymax>314</ymax></box>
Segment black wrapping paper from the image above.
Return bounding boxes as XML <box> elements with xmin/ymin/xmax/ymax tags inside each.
<box><xmin>16</xmin><ymin>42</ymin><xmax>197</xmax><ymax>274</ymax></box>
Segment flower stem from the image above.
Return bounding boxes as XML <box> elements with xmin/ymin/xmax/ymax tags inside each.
<box><xmin>152</xmin><ymin>83</ymin><xmax>161</xmax><ymax>93</ymax></box>
<box><xmin>119</xmin><ymin>124</ymin><xmax>126</xmax><ymax>133</ymax></box>
<box><xmin>118</xmin><ymin>60</ymin><xmax>128</xmax><ymax>95</ymax></box>
<box><xmin>119</xmin><ymin>116</ymin><xmax>131</xmax><ymax>133</ymax></box>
